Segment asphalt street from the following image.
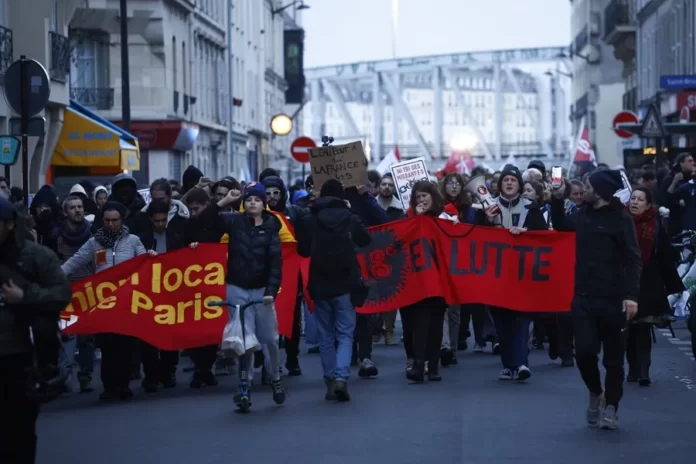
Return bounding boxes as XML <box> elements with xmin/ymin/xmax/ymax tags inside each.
<box><xmin>39</xmin><ymin>323</ymin><xmax>696</xmax><ymax>464</ymax></box>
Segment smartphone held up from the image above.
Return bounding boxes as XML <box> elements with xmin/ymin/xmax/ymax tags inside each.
<box><xmin>551</xmin><ymin>166</ymin><xmax>563</xmax><ymax>189</ymax></box>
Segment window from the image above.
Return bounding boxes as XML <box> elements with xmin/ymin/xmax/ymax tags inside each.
<box><xmin>182</xmin><ymin>41</ymin><xmax>186</xmax><ymax>94</ymax></box>
<box><xmin>70</xmin><ymin>31</ymin><xmax>109</xmax><ymax>90</ymax></box>
<box><xmin>172</xmin><ymin>36</ymin><xmax>177</xmax><ymax>92</ymax></box>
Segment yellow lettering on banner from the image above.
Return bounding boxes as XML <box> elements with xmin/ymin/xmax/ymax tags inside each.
<box><xmin>154</xmin><ymin>305</ymin><xmax>176</xmax><ymax>325</ymax></box>
<box><xmin>177</xmin><ymin>299</ymin><xmax>193</xmax><ymax>323</ymax></box>
<box><xmin>95</xmin><ymin>282</ymin><xmax>117</xmax><ymax>309</ymax></box>
<box><xmin>163</xmin><ymin>268</ymin><xmax>183</xmax><ymax>292</ymax></box>
<box><xmin>97</xmin><ymin>296</ymin><xmax>117</xmax><ymax>310</ymax></box>
<box><xmin>184</xmin><ymin>265</ymin><xmax>202</xmax><ymax>286</ymax></box>
<box><xmin>202</xmin><ymin>263</ymin><xmax>224</xmax><ymax>285</ymax></box>
<box><xmin>151</xmin><ymin>263</ymin><xmax>162</xmax><ymax>293</ymax></box>
<box><xmin>131</xmin><ymin>290</ymin><xmax>153</xmax><ymax>314</ymax></box>
<box><xmin>151</xmin><ymin>262</ymin><xmax>225</xmax><ymax>293</ymax></box>
<box><xmin>84</xmin><ymin>282</ymin><xmax>97</xmax><ymax>308</ymax></box>
<box><xmin>203</xmin><ymin>296</ymin><xmax>224</xmax><ymax>319</ymax></box>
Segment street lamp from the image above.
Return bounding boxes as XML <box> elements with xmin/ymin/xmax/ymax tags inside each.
<box><xmin>270</xmin><ymin>113</ymin><xmax>293</xmax><ymax>136</ymax></box>
<box><xmin>272</xmin><ymin>1</ymin><xmax>310</xmax><ymax>17</ymax></box>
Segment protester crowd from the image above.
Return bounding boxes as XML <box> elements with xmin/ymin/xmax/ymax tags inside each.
<box><xmin>0</xmin><ymin>150</ymin><xmax>693</xmax><ymax>462</ymax></box>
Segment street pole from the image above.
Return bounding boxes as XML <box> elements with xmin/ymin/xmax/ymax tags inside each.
<box><xmin>120</xmin><ymin>0</ymin><xmax>131</xmax><ymax>133</ymax></box>
<box><xmin>20</xmin><ymin>56</ymin><xmax>28</xmax><ymax>206</ymax></box>
<box><xmin>228</xmin><ymin>0</ymin><xmax>234</xmax><ymax>174</ymax></box>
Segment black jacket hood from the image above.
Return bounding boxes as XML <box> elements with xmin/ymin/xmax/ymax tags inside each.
<box><xmin>262</xmin><ymin>176</ymin><xmax>288</xmax><ymax>211</ymax></box>
<box><xmin>311</xmin><ymin>196</ymin><xmax>353</xmax><ymax>231</ymax></box>
<box><xmin>182</xmin><ymin>165</ymin><xmax>204</xmax><ymax>192</ymax></box>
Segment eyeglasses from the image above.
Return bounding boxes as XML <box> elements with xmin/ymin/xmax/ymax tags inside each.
<box><xmin>266</xmin><ymin>191</ymin><xmax>282</xmax><ymax>197</ymax></box>
<box><xmin>446</xmin><ymin>182</ymin><xmax>461</xmax><ymax>187</ymax></box>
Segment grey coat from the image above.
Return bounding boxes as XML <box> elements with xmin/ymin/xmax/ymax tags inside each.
<box><xmin>61</xmin><ymin>231</ymin><xmax>146</xmax><ymax>278</ymax></box>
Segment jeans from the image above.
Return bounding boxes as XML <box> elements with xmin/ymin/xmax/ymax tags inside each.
<box><xmin>303</xmin><ymin>302</ymin><xmax>318</xmax><ymax>348</ymax></box>
<box><xmin>314</xmin><ymin>294</ymin><xmax>356</xmax><ymax>381</ymax></box>
<box><xmin>225</xmin><ymin>284</ymin><xmax>281</xmax><ymax>382</ymax></box>
<box><xmin>441</xmin><ymin>305</ymin><xmax>461</xmax><ymax>353</ymax></box>
<box><xmin>75</xmin><ymin>335</ymin><xmax>95</xmax><ymax>381</ymax></box>
<box><xmin>491</xmin><ymin>307</ymin><xmax>531</xmax><ymax>369</ymax></box>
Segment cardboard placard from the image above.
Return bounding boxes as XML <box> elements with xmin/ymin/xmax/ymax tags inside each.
<box><xmin>308</xmin><ymin>141</ymin><xmax>369</xmax><ymax>191</ymax></box>
<box><xmin>390</xmin><ymin>157</ymin><xmax>429</xmax><ymax>210</ymax></box>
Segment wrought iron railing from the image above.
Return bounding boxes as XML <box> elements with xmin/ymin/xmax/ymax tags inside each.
<box><xmin>0</xmin><ymin>26</ymin><xmax>13</xmax><ymax>73</ymax></box>
<box><xmin>70</xmin><ymin>87</ymin><xmax>115</xmax><ymax>110</ymax></box>
<box><xmin>49</xmin><ymin>31</ymin><xmax>71</xmax><ymax>81</ymax></box>
<box><xmin>604</xmin><ymin>0</ymin><xmax>632</xmax><ymax>41</ymax></box>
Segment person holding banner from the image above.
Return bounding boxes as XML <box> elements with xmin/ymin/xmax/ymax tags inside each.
<box><xmin>483</xmin><ymin>165</ymin><xmax>547</xmax><ymax>383</ymax></box>
<box><xmin>551</xmin><ymin>169</ymin><xmax>641</xmax><ymax>431</ymax></box>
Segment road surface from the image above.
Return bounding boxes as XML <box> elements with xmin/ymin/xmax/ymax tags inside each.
<box><xmin>39</xmin><ymin>324</ymin><xmax>696</xmax><ymax>464</ymax></box>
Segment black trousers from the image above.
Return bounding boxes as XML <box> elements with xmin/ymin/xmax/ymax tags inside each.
<box><xmin>354</xmin><ymin>314</ymin><xmax>376</xmax><ymax>360</ymax></box>
<box><xmin>626</xmin><ymin>323</ymin><xmax>652</xmax><ymax>371</ymax></box>
<box><xmin>409</xmin><ymin>298</ymin><xmax>446</xmax><ymax>372</ymax></box>
<box><xmin>0</xmin><ymin>354</ymin><xmax>39</xmax><ymax>464</ymax></box>
<box><xmin>190</xmin><ymin>345</ymin><xmax>219</xmax><ymax>372</ymax></box>
<box><xmin>460</xmin><ymin>304</ymin><xmax>496</xmax><ymax>345</ymax></box>
<box><xmin>573</xmin><ymin>297</ymin><xmax>626</xmax><ymax>409</ymax></box>
<box><xmin>284</xmin><ymin>283</ymin><xmax>303</xmax><ymax>367</ymax></box>
<box><xmin>98</xmin><ymin>334</ymin><xmax>134</xmax><ymax>392</ymax></box>
<box><xmin>141</xmin><ymin>342</ymin><xmax>180</xmax><ymax>381</ymax></box>
<box><xmin>401</xmin><ymin>307</ymin><xmax>415</xmax><ymax>360</ymax></box>
<box><xmin>535</xmin><ymin>313</ymin><xmax>574</xmax><ymax>360</ymax></box>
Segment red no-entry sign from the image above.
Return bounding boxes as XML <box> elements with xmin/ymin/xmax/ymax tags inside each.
<box><xmin>612</xmin><ymin>111</ymin><xmax>639</xmax><ymax>139</ymax></box>
<box><xmin>290</xmin><ymin>136</ymin><xmax>316</xmax><ymax>164</ymax></box>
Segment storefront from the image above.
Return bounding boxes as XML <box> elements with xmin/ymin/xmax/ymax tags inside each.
<box><xmin>49</xmin><ymin>100</ymin><xmax>141</xmax><ymax>195</ymax></box>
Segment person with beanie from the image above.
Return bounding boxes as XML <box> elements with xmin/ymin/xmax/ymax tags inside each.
<box><xmin>296</xmin><ymin>178</ymin><xmax>372</xmax><ymax>402</ymax></box>
<box><xmin>194</xmin><ymin>181</ymin><xmax>287</xmax><ymax>408</ymax></box>
<box><xmin>295</xmin><ymin>175</ymin><xmax>316</xmax><ymax>209</ymax></box>
<box><xmin>29</xmin><ymin>184</ymin><xmax>61</xmax><ymax>252</ymax></box>
<box><xmin>551</xmin><ymin>169</ymin><xmax>642</xmax><ymax>431</ymax></box>
<box><xmin>92</xmin><ymin>174</ymin><xmax>147</xmax><ymax>234</ymax></box>
<box><xmin>181</xmin><ymin>165</ymin><xmax>204</xmax><ymax>194</ymax></box>
<box><xmin>527</xmin><ymin>160</ymin><xmax>547</xmax><ymax>178</ymax></box>
<box><xmin>481</xmin><ymin>164</ymin><xmax>547</xmax><ymax>383</ymax></box>
<box><xmin>261</xmin><ymin>175</ymin><xmax>308</xmax><ymax>376</ymax></box>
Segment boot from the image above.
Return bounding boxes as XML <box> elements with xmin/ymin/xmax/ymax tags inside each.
<box><xmin>384</xmin><ymin>330</ymin><xmax>399</xmax><ymax>346</ymax></box>
<box><xmin>406</xmin><ymin>360</ymin><xmax>425</xmax><ymax>383</ymax></box>
<box><xmin>324</xmin><ymin>378</ymin><xmax>337</xmax><ymax>401</ymax></box>
<box><xmin>626</xmin><ymin>364</ymin><xmax>638</xmax><ymax>383</ymax></box>
<box><xmin>639</xmin><ymin>364</ymin><xmax>651</xmax><ymax>387</ymax></box>
<box><xmin>334</xmin><ymin>380</ymin><xmax>350</xmax><ymax>402</ymax></box>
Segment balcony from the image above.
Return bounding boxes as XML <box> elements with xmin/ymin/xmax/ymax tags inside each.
<box><xmin>0</xmin><ymin>26</ymin><xmax>13</xmax><ymax>74</ymax></box>
<box><xmin>604</xmin><ymin>0</ymin><xmax>636</xmax><ymax>46</ymax></box>
<box><xmin>70</xmin><ymin>87</ymin><xmax>115</xmax><ymax>110</ymax></box>
<box><xmin>49</xmin><ymin>32</ymin><xmax>71</xmax><ymax>82</ymax></box>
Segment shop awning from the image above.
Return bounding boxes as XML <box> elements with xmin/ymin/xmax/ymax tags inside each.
<box><xmin>52</xmin><ymin>100</ymin><xmax>140</xmax><ymax>171</ymax></box>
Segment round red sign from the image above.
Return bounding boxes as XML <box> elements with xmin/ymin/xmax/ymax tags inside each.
<box><xmin>290</xmin><ymin>136</ymin><xmax>316</xmax><ymax>164</ymax></box>
<box><xmin>612</xmin><ymin>111</ymin><xmax>639</xmax><ymax>139</ymax></box>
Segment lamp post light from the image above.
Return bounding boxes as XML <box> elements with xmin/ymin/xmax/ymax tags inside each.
<box><xmin>270</xmin><ymin>113</ymin><xmax>293</xmax><ymax>136</ymax></box>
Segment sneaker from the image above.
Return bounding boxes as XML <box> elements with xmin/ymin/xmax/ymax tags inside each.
<box><xmin>599</xmin><ymin>405</ymin><xmax>619</xmax><ymax>430</ymax></box>
<box><xmin>285</xmin><ymin>360</ymin><xmax>302</xmax><ymax>377</ymax></box>
<box><xmin>473</xmin><ymin>343</ymin><xmax>486</xmax><ymax>353</ymax></box>
<box><xmin>271</xmin><ymin>380</ymin><xmax>286</xmax><ymax>405</ymax></box>
<box><xmin>498</xmin><ymin>368</ymin><xmax>513</xmax><ymax>380</ymax></box>
<box><xmin>190</xmin><ymin>370</ymin><xmax>218</xmax><ymax>388</ymax></box>
<box><xmin>405</xmin><ymin>358</ymin><xmax>414</xmax><ymax>375</ymax></box>
<box><xmin>334</xmin><ymin>380</ymin><xmax>350</xmax><ymax>402</ymax></box>
<box><xmin>440</xmin><ymin>348</ymin><xmax>456</xmax><ymax>366</ymax></box>
<box><xmin>492</xmin><ymin>343</ymin><xmax>500</xmax><ymax>355</ymax></box>
<box><xmin>587</xmin><ymin>392</ymin><xmax>604</xmax><ymax>426</ymax></box>
<box><xmin>358</xmin><ymin>358</ymin><xmax>379</xmax><ymax>378</ymax></box>
<box><xmin>78</xmin><ymin>378</ymin><xmax>94</xmax><ymax>393</ymax></box>
<box><xmin>515</xmin><ymin>365</ymin><xmax>532</xmax><ymax>382</ymax></box>
<box><xmin>384</xmin><ymin>331</ymin><xmax>400</xmax><ymax>346</ymax></box>
<box><xmin>214</xmin><ymin>360</ymin><xmax>230</xmax><ymax>376</ymax></box>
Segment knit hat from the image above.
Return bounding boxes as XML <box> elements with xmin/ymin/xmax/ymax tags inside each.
<box><xmin>243</xmin><ymin>181</ymin><xmax>267</xmax><ymax>203</ymax></box>
<box><xmin>292</xmin><ymin>189</ymin><xmax>308</xmax><ymax>204</ymax></box>
<box><xmin>0</xmin><ymin>196</ymin><xmax>16</xmax><ymax>221</ymax></box>
<box><xmin>527</xmin><ymin>160</ymin><xmax>546</xmax><ymax>177</ymax></box>
<box><xmin>320</xmin><ymin>179</ymin><xmax>345</xmax><ymax>200</ymax></box>
<box><xmin>497</xmin><ymin>164</ymin><xmax>523</xmax><ymax>193</ymax></box>
<box><xmin>305</xmin><ymin>175</ymin><xmax>314</xmax><ymax>189</ymax></box>
<box><xmin>589</xmin><ymin>169</ymin><xmax>624</xmax><ymax>201</ymax></box>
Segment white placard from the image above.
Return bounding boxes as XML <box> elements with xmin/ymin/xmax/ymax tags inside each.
<box><xmin>390</xmin><ymin>157</ymin><xmax>429</xmax><ymax>210</ymax></box>
<box><xmin>138</xmin><ymin>188</ymin><xmax>151</xmax><ymax>203</ymax></box>
<box><xmin>614</xmin><ymin>169</ymin><xmax>632</xmax><ymax>205</ymax></box>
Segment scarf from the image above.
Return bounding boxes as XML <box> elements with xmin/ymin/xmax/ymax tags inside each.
<box><xmin>58</xmin><ymin>220</ymin><xmax>92</xmax><ymax>247</ymax></box>
<box><xmin>628</xmin><ymin>207</ymin><xmax>656</xmax><ymax>264</ymax></box>
<box><xmin>94</xmin><ymin>226</ymin><xmax>128</xmax><ymax>249</ymax></box>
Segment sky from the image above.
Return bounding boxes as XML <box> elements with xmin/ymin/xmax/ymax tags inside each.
<box><xmin>302</xmin><ymin>0</ymin><xmax>571</xmax><ymax>68</ymax></box>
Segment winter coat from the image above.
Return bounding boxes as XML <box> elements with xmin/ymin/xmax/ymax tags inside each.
<box><xmin>135</xmin><ymin>199</ymin><xmax>189</xmax><ymax>252</ymax></box>
<box><xmin>52</xmin><ymin>219</ymin><xmax>94</xmax><ymax>281</ymax></box>
<box><xmin>184</xmin><ymin>204</ymin><xmax>227</xmax><ymax>245</ymax></box>
<box><xmin>61</xmin><ymin>229</ymin><xmax>146</xmax><ymax>278</ymax></box>
<box><xmin>91</xmin><ymin>174</ymin><xmax>147</xmax><ymax>233</ymax></box>
<box><xmin>345</xmin><ymin>188</ymin><xmax>390</xmax><ymax>227</ymax></box>
<box><xmin>220</xmin><ymin>211</ymin><xmax>282</xmax><ymax>298</ymax></box>
<box><xmin>296</xmin><ymin>196</ymin><xmax>372</xmax><ymax>301</ymax></box>
<box><xmin>551</xmin><ymin>196</ymin><xmax>642</xmax><ymax>302</ymax></box>
<box><xmin>378</xmin><ymin>195</ymin><xmax>406</xmax><ymax>222</ymax></box>
<box><xmin>0</xmin><ymin>237</ymin><xmax>73</xmax><ymax>357</ymax></box>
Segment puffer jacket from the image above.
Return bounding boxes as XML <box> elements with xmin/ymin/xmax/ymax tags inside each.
<box><xmin>61</xmin><ymin>228</ymin><xmax>146</xmax><ymax>278</ymax></box>
<box><xmin>221</xmin><ymin>211</ymin><xmax>282</xmax><ymax>297</ymax></box>
<box><xmin>0</xmin><ymin>237</ymin><xmax>73</xmax><ymax>357</ymax></box>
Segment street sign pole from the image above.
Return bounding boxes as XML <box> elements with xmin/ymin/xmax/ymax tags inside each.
<box><xmin>20</xmin><ymin>56</ymin><xmax>29</xmax><ymax>206</ymax></box>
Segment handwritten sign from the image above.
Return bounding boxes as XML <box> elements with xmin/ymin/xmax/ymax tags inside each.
<box><xmin>390</xmin><ymin>157</ymin><xmax>429</xmax><ymax>210</ymax></box>
<box><xmin>308</xmin><ymin>141</ymin><xmax>368</xmax><ymax>191</ymax></box>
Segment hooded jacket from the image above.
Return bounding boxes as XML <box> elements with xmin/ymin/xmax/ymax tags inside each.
<box><xmin>262</xmin><ymin>175</ymin><xmax>308</xmax><ymax>231</ymax></box>
<box><xmin>136</xmin><ymin>199</ymin><xmax>190</xmax><ymax>252</ymax></box>
<box><xmin>182</xmin><ymin>165</ymin><xmax>204</xmax><ymax>194</ymax></box>
<box><xmin>220</xmin><ymin>210</ymin><xmax>282</xmax><ymax>297</ymax></box>
<box><xmin>30</xmin><ymin>184</ymin><xmax>61</xmax><ymax>250</ymax></box>
<box><xmin>296</xmin><ymin>196</ymin><xmax>372</xmax><ymax>301</ymax></box>
<box><xmin>0</xmin><ymin>234</ymin><xmax>73</xmax><ymax>357</ymax></box>
<box><xmin>92</xmin><ymin>174</ymin><xmax>147</xmax><ymax>233</ymax></box>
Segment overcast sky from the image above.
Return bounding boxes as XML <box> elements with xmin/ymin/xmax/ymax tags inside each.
<box><xmin>302</xmin><ymin>0</ymin><xmax>571</xmax><ymax>67</ymax></box>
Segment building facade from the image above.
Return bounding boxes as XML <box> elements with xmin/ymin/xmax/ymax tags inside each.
<box><xmin>0</xmin><ymin>0</ymin><xmax>79</xmax><ymax>192</ymax></box>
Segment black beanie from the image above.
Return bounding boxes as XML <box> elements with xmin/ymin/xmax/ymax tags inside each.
<box><xmin>320</xmin><ymin>179</ymin><xmax>345</xmax><ymax>200</ymax></box>
<box><xmin>497</xmin><ymin>164</ymin><xmax>523</xmax><ymax>193</ymax></box>
<box><xmin>589</xmin><ymin>169</ymin><xmax>624</xmax><ymax>201</ymax></box>
<box><xmin>527</xmin><ymin>160</ymin><xmax>546</xmax><ymax>177</ymax></box>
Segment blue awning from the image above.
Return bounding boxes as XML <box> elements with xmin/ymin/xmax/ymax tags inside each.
<box><xmin>68</xmin><ymin>99</ymin><xmax>138</xmax><ymax>143</ymax></box>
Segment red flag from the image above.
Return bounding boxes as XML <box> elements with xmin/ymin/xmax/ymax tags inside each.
<box><xmin>394</xmin><ymin>145</ymin><xmax>401</xmax><ymax>161</ymax></box>
<box><xmin>572</xmin><ymin>119</ymin><xmax>597</xmax><ymax>165</ymax></box>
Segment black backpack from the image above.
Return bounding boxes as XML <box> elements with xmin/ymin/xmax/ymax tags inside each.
<box><xmin>310</xmin><ymin>217</ymin><xmax>358</xmax><ymax>276</ymax></box>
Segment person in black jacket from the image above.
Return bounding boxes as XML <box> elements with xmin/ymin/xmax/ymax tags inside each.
<box><xmin>194</xmin><ymin>182</ymin><xmax>287</xmax><ymax>407</ymax></box>
<box><xmin>262</xmin><ymin>175</ymin><xmax>308</xmax><ymax>376</ymax></box>
<box><xmin>482</xmin><ymin>164</ymin><xmax>547</xmax><ymax>383</ymax></box>
<box><xmin>92</xmin><ymin>173</ymin><xmax>147</xmax><ymax>233</ymax></box>
<box><xmin>296</xmin><ymin>179</ymin><xmax>372</xmax><ymax>402</ymax></box>
<box><xmin>551</xmin><ymin>169</ymin><xmax>642</xmax><ymax>431</ymax></box>
<box><xmin>137</xmin><ymin>199</ymin><xmax>188</xmax><ymax>392</ymax></box>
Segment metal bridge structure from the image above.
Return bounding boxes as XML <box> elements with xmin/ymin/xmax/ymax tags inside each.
<box><xmin>304</xmin><ymin>46</ymin><xmax>574</xmax><ymax>167</ymax></box>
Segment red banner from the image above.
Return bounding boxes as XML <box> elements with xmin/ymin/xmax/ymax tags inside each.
<box><xmin>61</xmin><ymin>217</ymin><xmax>575</xmax><ymax>350</ymax></box>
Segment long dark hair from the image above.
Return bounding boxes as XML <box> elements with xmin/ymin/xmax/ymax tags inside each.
<box><xmin>441</xmin><ymin>172</ymin><xmax>471</xmax><ymax>209</ymax></box>
<box><xmin>631</xmin><ymin>185</ymin><xmax>655</xmax><ymax>206</ymax></box>
<box><xmin>410</xmin><ymin>181</ymin><xmax>445</xmax><ymax>216</ymax></box>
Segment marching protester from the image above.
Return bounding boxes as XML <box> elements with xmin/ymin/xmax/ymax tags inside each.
<box><xmin>0</xmin><ymin>195</ymin><xmax>73</xmax><ymax>464</ymax></box>
<box><xmin>294</xmin><ymin>175</ymin><xmax>316</xmax><ymax>209</ymax></box>
<box><xmin>551</xmin><ymin>169</ymin><xmax>642</xmax><ymax>430</ymax></box>
<box><xmin>661</xmin><ymin>152</ymin><xmax>694</xmax><ymax>236</ymax></box>
<box><xmin>29</xmin><ymin>184</ymin><xmax>61</xmax><ymax>251</ymax></box>
<box><xmin>53</xmin><ymin>195</ymin><xmax>96</xmax><ymax>393</ymax></box>
<box><xmin>297</xmin><ymin>179</ymin><xmax>372</xmax><ymax>401</ymax></box>
<box><xmin>483</xmin><ymin>164</ymin><xmax>547</xmax><ymax>382</ymax></box>
<box><xmin>137</xmin><ymin>196</ymin><xmax>189</xmax><ymax>392</ymax></box>
<box><xmin>625</xmin><ymin>186</ymin><xmax>683</xmax><ymax>386</ymax></box>
<box><xmin>61</xmin><ymin>202</ymin><xmax>147</xmax><ymax>400</ymax></box>
<box><xmin>194</xmin><ymin>181</ymin><xmax>287</xmax><ymax>407</ymax></box>
<box><xmin>93</xmin><ymin>174</ymin><xmax>147</xmax><ymax>234</ymax></box>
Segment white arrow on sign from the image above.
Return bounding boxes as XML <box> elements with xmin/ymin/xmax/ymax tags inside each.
<box><xmin>292</xmin><ymin>147</ymin><xmax>310</xmax><ymax>154</ymax></box>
